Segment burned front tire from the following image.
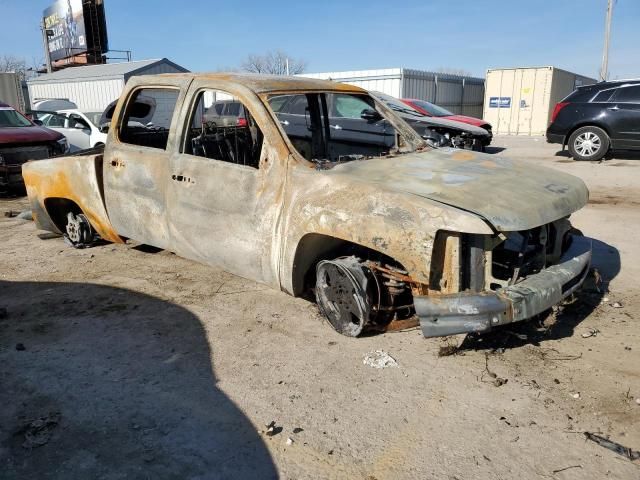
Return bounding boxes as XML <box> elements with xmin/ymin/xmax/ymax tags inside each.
<box><xmin>65</xmin><ymin>212</ymin><xmax>95</xmax><ymax>248</ymax></box>
<box><xmin>315</xmin><ymin>257</ymin><xmax>372</xmax><ymax>337</ymax></box>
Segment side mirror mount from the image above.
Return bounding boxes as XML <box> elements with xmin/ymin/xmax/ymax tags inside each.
<box><xmin>74</xmin><ymin>122</ymin><xmax>88</xmax><ymax>130</ymax></box>
<box><xmin>361</xmin><ymin>108</ymin><xmax>382</xmax><ymax>122</ymax></box>
<box><xmin>33</xmin><ymin>119</ymin><xmax>43</xmax><ymax>126</ymax></box>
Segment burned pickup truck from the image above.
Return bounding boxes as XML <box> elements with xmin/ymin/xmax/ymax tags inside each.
<box><xmin>23</xmin><ymin>73</ymin><xmax>592</xmax><ymax>338</ymax></box>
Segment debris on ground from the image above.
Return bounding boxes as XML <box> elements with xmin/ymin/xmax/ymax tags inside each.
<box><xmin>17</xmin><ymin>210</ymin><xmax>33</xmax><ymax>221</ymax></box>
<box><xmin>552</xmin><ymin>465</ymin><xmax>582</xmax><ymax>474</ymax></box>
<box><xmin>285</xmin><ymin>437</ymin><xmax>294</xmax><ymax>446</ymax></box>
<box><xmin>363</xmin><ymin>350</ymin><xmax>398</xmax><ymax>369</ymax></box>
<box><xmin>292</xmin><ymin>427</ymin><xmax>304</xmax><ymax>434</ymax></box>
<box><xmin>583</xmin><ymin>432</ymin><xmax>640</xmax><ymax>461</ymax></box>
<box><xmin>481</xmin><ymin>353</ymin><xmax>508</xmax><ymax>387</ymax></box>
<box><xmin>581</xmin><ymin>328</ymin><xmax>600</xmax><ymax>338</ymax></box>
<box><xmin>572</xmin><ymin>393</ymin><xmax>581</xmax><ymax>399</ymax></box>
<box><xmin>438</xmin><ymin>344</ymin><xmax>459</xmax><ymax>357</ymax></box>
<box><xmin>610</xmin><ymin>302</ymin><xmax>623</xmax><ymax>309</ymax></box>
<box><xmin>265</xmin><ymin>421</ymin><xmax>282</xmax><ymax>437</ymax></box>
<box><xmin>17</xmin><ymin>412</ymin><xmax>61</xmax><ymax>448</ymax></box>
<box><xmin>3</xmin><ymin>210</ymin><xmax>18</xmax><ymax>218</ymax></box>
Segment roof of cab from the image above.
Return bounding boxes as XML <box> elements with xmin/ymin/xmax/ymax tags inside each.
<box><xmin>143</xmin><ymin>72</ymin><xmax>366</xmax><ymax>94</ymax></box>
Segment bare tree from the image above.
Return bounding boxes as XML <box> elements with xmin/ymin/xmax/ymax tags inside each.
<box><xmin>241</xmin><ymin>50</ymin><xmax>306</xmax><ymax>75</ymax></box>
<box><xmin>0</xmin><ymin>55</ymin><xmax>42</xmax><ymax>80</ymax></box>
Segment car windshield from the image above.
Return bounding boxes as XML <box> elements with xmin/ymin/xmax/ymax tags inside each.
<box><xmin>0</xmin><ymin>107</ymin><xmax>32</xmax><ymax>127</ymax></box>
<box><xmin>267</xmin><ymin>91</ymin><xmax>425</xmax><ymax>167</ymax></box>
<box><xmin>409</xmin><ymin>100</ymin><xmax>453</xmax><ymax>117</ymax></box>
<box><xmin>371</xmin><ymin>92</ymin><xmax>426</xmax><ymax>118</ymax></box>
<box><xmin>84</xmin><ymin>112</ymin><xmax>102</xmax><ymax>127</ymax></box>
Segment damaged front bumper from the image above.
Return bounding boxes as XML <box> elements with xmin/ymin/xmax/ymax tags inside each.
<box><xmin>415</xmin><ymin>235</ymin><xmax>592</xmax><ymax>337</ymax></box>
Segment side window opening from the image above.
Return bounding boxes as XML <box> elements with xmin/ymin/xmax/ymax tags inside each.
<box><xmin>119</xmin><ymin>88</ymin><xmax>179</xmax><ymax>150</ymax></box>
<box><xmin>612</xmin><ymin>85</ymin><xmax>640</xmax><ymax>103</ymax></box>
<box><xmin>184</xmin><ymin>89</ymin><xmax>263</xmax><ymax>169</ymax></box>
<box><xmin>268</xmin><ymin>92</ymin><xmax>396</xmax><ymax>165</ymax></box>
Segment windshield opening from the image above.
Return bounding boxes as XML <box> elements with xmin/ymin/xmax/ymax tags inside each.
<box><xmin>410</xmin><ymin>100</ymin><xmax>453</xmax><ymax>117</ymax></box>
<box><xmin>268</xmin><ymin>92</ymin><xmax>404</xmax><ymax>167</ymax></box>
<box><xmin>0</xmin><ymin>107</ymin><xmax>32</xmax><ymax>128</ymax></box>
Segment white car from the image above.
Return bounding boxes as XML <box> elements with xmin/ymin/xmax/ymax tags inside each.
<box><xmin>34</xmin><ymin>109</ymin><xmax>107</xmax><ymax>152</ymax></box>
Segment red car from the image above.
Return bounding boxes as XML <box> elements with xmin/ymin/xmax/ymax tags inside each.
<box><xmin>0</xmin><ymin>102</ymin><xmax>68</xmax><ymax>190</ymax></box>
<box><xmin>402</xmin><ymin>99</ymin><xmax>492</xmax><ymax>145</ymax></box>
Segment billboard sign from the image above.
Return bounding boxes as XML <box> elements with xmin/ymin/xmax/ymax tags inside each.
<box><xmin>43</xmin><ymin>0</ymin><xmax>88</xmax><ymax>62</ymax></box>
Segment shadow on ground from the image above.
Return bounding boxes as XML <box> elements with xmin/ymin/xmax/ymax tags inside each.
<box><xmin>554</xmin><ymin>148</ymin><xmax>640</xmax><ymax>162</ymax></box>
<box><xmin>0</xmin><ymin>280</ymin><xmax>277</xmax><ymax>479</ymax></box>
<box><xmin>458</xmin><ymin>237</ymin><xmax>620</xmax><ymax>352</ymax></box>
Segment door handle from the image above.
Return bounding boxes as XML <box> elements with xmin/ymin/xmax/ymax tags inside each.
<box><xmin>330</xmin><ymin>124</ymin><xmax>342</xmax><ymax>130</ymax></box>
<box><xmin>607</xmin><ymin>105</ymin><xmax>620</xmax><ymax>111</ymax></box>
<box><xmin>171</xmin><ymin>174</ymin><xmax>194</xmax><ymax>184</ymax></box>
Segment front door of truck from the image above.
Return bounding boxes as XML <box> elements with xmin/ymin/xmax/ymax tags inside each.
<box><xmin>103</xmin><ymin>78</ymin><xmax>190</xmax><ymax>249</ymax></box>
<box><xmin>166</xmin><ymin>84</ymin><xmax>286</xmax><ymax>286</ymax></box>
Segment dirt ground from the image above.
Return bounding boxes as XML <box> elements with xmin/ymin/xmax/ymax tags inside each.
<box><xmin>1</xmin><ymin>136</ymin><xmax>639</xmax><ymax>479</ymax></box>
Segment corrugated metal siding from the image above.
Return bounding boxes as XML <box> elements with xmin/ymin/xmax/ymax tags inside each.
<box><xmin>483</xmin><ymin>67</ymin><xmax>597</xmax><ymax>135</ymax></box>
<box><xmin>28</xmin><ymin>78</ymin><xmax>124</xmax><ymax>111</ymax></box>
<box><xmin>0</xmin><ymin>73</ymin><xmax>25</xmax><ymax>111</ymax></box>
<box><xmin>302</xmin><ymin>68</ymin><xmax>485</xmax><ymax>119</ymax></box>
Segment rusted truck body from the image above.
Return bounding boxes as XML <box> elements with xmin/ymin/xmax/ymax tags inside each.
<box><xmin>23</xmin><ymin>73</ymin><xmax>592</xmax><ymax>338</ymax></box>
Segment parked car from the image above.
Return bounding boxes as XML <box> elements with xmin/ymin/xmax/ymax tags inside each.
<box><xmin>373</xmin><ymin>92</ymin><xmax>491</xmax><ymax>150</ymax></box>
<box><xmin>0</xmin><ymin>102</ymin><xmax>68</xmax><ymax>190</ymax></box>
<box><xmin>32</xmin><ymin>109</ymin><xmax>107</xmax><ymax>152</ymax></box>
<box><xmin>546</xmin><ymin>80</ymin><xmax>640</xmax><ymax>161</ymax></box>
<box><xmin>23</xmin><ymin>73</ymin><xmax>591</xmax><ymax>340</ymax></box>
<box><xmin>402</xmin><ymin>98</ymin><xmax>493</xmax><ymax>145</ymax></box>
<box><xmin>202</xmin><ymin>100</ymin><xmax>248</xmax><ymax>126</ymax></box>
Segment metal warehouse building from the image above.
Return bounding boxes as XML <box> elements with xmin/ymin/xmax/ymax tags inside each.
<box><xmin>26</xmin><ymin>58</ymin><xmax>188</xmax><ymax>112</ymax></box>
<box><xmin>302</xmin><ymin>68</ymin><xmax>486</xmax><ymax>118</ymax></box>
<box><xmin>483</xmin><ymin>66</ymin><xmax>597</xmax><ymax>136</ymax></box>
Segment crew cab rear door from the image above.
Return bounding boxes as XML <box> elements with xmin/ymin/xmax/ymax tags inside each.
<box><xmin>103</xmin><ymin>76</ymin><xmax>191</xmax><ymax>249</ymax></box>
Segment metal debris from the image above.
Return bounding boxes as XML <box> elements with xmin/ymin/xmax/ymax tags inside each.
<box><xmin>610</xmin><ymin>302</ymin><xmax>623</xmax><ymax>308</ymax></box>
<box><xmin>583</xmin><ymin>432</ymin><xmax>640</xmax><ymax>461</ymax></box>
<box><xmin>285</xmin><ymin>437</ymin><xmax>294</xmax><ymax>446</ymax></box>
<box><xmin>265</xmin><ymin>421</ymin><xmax>282</xmax><ymax>437</ymax></box>
<box><xmin>581</xmin><ymin>328</ymin><xmax>600</xmax><ymax>338</ymax></box>
<box><xmin>3</xmin><ymin>210</ymin><xmax>18</xmax><ymax>218</ymax></box>
<box><xmin>363</xmin><ymin>350</ymin><xmax>398</xmax><ymax>369</ymax></box>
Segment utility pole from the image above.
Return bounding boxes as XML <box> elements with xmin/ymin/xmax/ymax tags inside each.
<box><xmin>40</xmin><ymin>19</ymin><xmax>53</xmax><ymax>73</ymax></box>
<box><xmin>285</xmin><ymin>57</ymin><xmax>290</xmax><ymax>76</ymax></box>
<box><xmin>600</xmin><ymin>0</ymin><xmax>614</xmax><ymax>82</ymax></box>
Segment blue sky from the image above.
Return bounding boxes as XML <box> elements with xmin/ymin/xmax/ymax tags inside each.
<box><xmin>1</xmin><ymin>0</ymin><xmax>638</xmax><ymax>79</ymax></box>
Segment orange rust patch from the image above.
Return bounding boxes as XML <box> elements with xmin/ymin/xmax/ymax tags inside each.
<box><xmin>451</xmin><ymin>151</ymin><xmax>476</xmax><ymax>161</ymax></box>
<box><xmin>480</xmin><ymin>159</ymin><xmax>497</xmax><ymax>168</ymax></box>
<box><xmin>23</xmin><ymin>168</ymin><xmax>123</xmax><ymax>244</ymax></box>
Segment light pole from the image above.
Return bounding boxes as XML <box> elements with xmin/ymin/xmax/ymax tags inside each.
<box><xmin>600</xmin><ymin>0</ymin><xmax>614</xmax><ymax>82</ymax></box>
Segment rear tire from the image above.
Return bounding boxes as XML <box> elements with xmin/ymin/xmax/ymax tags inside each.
<box><xmin>568</xmin><ymin>126</ymin><xmax>609</xmax><ymax>161</ymax></box>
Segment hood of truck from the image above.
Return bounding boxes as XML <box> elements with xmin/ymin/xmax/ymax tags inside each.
<box><xmin>330</xmin><ymin>148</ymin><xmax>589</xmax><ymax>232</ymax></box>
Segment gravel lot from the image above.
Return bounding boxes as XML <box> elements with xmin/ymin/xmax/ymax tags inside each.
<box><xmin>1</xmin><ymin>136</ymin><xmax>639</xmax><ymax>479</ymax></box>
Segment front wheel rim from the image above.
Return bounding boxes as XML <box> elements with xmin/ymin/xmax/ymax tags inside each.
<box><xmin>574</xmin><ymin>131</ymin><xmax>601</xmax><ymax>156</ymax></box>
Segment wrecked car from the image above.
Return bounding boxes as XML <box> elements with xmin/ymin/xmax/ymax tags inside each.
<box><xmin>371</xmin><ymin>91</ymin><xmax>491</xmax><ymax>150</ymax></box>
<box><xmin>23</xmin><ymin>73</ymin><xmax>592</xmax><ymax>338</ymax></box>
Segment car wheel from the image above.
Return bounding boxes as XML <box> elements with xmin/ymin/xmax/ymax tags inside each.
<box><xmin>568</xmin><ymin>126</ymin><xmax>609</xmax><ymax>161</ymax></box>
<box><xmin>65</xmin><ymin>212</ymin><xmax>94</xmax><ymax>248</ymax></box>
<box><xmin>315</xmin><ymin>256</ymin><xmax>372</xmax><ymax>337</ymax></box>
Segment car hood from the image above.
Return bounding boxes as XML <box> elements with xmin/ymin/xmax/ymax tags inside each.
<box><xmin>0</xmin><ymin>125</ymin><xmax>63</xmax><ymax>145</ymax></box>
<box><xmin>330</xmin><ymin>148</ymin><xmax>589</xmax><ymax>232</ymax></box>
<box><xmin>444</xmin><ymin>114</ymin><xmax>489</xmax><ymax>128</ymax></box>
<box><xmin>403</xmin><ymin>115</ymin><xmax>489</xmax><ymax>136</ymax></box>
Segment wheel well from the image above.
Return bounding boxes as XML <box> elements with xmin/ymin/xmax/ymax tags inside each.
<box><xmin>564</xmin><ymin>123</ymin><xmax>611</xmax><ymax>147</ymax></box>
<box><xmin>291</xmin><ymin>233</ymin><xmax>407</xmax><ymax>298</ymax></box>
<box><xmin>43</xmin><ymin>198</ymin><xmax>82</xmax><ymax>233</ymax></box>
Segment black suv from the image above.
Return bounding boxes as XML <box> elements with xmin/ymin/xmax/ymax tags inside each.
<box><xmin>546</xmin><ymin>80</ymin><xmax>640</xmax><ymax>161</ymax></box>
